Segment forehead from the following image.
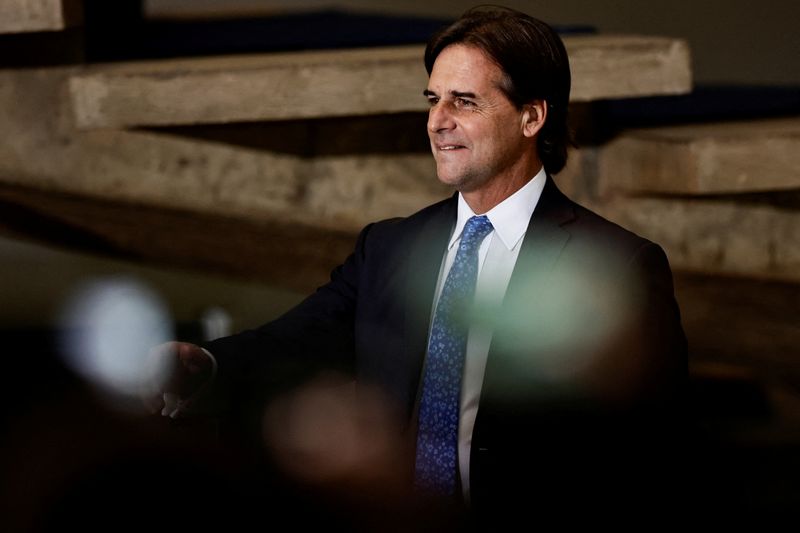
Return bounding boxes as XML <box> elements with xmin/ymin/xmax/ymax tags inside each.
<box><xmin>428</xmin><ymin>44</ymin><xmax>505</xmax><ymax>94</ymax></box>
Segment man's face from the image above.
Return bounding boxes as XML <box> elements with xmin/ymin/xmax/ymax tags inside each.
<box><xmin>425</xmin><ymin>44</ymin><xmax>532</xmax><ymax>193</ymax></box>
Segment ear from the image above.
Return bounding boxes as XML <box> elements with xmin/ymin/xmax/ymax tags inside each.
<box><xmin>521</xmin><ymin>99</ymin><xmax>547</xmax><ymax>138</ymax></box>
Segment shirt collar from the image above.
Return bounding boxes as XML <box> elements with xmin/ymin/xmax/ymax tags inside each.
<box><xmin>449</xmin><ymin>166</ymin><xmax>547</xmax><ymax>251</ymax></box>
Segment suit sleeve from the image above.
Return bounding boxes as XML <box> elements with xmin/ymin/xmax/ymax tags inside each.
<box><xmin>624</xmin><ymin>241</ymin><xmax>688</xmax><ymax>413</ymax></box>
<box><xmin>201</xmin><ymin>222</ymin><xmax>376</xmax><ymax>401</ymax></box>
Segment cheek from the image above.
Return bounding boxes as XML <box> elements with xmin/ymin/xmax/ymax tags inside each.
<box><xmin>493</xmin><ymin>119</ymin><xmax>527</xmax><ymax>149</ymax></box>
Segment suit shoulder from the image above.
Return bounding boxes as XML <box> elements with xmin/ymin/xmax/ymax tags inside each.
<box><xmin>568</xmin><ymin>201</ymin><xmax>655</xmax><ymax>254</ymax></box>
<box><xmin>542</xmin><ymin>177</ymin><xmax>654</xmax><ymax>255</ymax></box>
<box><xmin>362</xmin><ymin>195</ymin><xmax>455</xmax><ymax>241</ymax></box>
<box><xmin>342</xmin><ymin>196</ymin><xmax>453</xmax><ymax>284</ymax></box>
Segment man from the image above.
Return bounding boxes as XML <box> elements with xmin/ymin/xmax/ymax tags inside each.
<box><xmin>146</xmin><ymin>6</ymin><xmax>686</xmax><ymax>524</ymax></box>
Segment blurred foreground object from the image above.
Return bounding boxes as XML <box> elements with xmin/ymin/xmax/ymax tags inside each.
<box><xmin>56</xmin><ymin>276</ymin><xmax>173</xmax><ymax>411</ymax></box>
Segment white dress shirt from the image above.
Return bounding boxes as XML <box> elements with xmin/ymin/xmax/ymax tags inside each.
<box><xmin>429</xmin><ymin>166</ymin><xmax>546</xmax><ymax>499</ymax></box>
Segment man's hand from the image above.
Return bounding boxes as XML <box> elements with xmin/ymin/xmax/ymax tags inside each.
<box><xmin>141</xmin><ymin>341</ymin><xmax>215</xmax><ymax>417</ymax></box>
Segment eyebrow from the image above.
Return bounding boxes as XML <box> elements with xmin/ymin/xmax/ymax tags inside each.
<box><xmin>423</xmin><ymin>89</ymin><xmax>478</xmax><ymax>99</ymax></box>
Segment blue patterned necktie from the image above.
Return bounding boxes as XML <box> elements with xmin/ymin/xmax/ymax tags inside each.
<box><xmin>414</xmin><ymin>215</ymin><xmax>494</xmax><ymax>495</ymax></box>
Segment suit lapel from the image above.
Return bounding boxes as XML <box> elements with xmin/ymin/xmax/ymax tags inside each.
<box><xmin>478</xmin><ymin>177</ymin><xmax>576</xmax><ymax>404</ymax></box>
<box><xmin>504</xmin><ymin>176</ymin><xmax>575</xmax><ymax>303</ymax></box>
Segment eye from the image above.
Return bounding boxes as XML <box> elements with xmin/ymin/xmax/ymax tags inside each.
<box><xmin>426</xmin><ymin>95</ymin><xmax>440</xmax><ymax>106</ymax></box>
<box><xmin>456</xmin><ymin>97</ymin><xmax>475</xmax><ymax>108</ymax></box>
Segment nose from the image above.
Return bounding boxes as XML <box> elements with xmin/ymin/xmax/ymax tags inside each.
<box><xmin>428</xmin><ymin>101</ymin><xmax>455</xmax><ymax>134</ymax></box>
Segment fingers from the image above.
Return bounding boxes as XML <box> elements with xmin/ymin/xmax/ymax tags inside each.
<box><xmin>141</xmin><ymin>389</ymin><xmax>166</xmax><ymax>415</ymax></box>
<box><xmin>140</xmin><ymin>342</ymin><xmax>175</xmax><ymax>414</ymax></box>
<box><xmin>173</xmin><ymin>343</ymin><xmax>214</xmax><ymax>397</ymax></box>
<box><xmin>140</xmin><ymin>342</ymin><xmax>213</xmax><ymax>416</ymax></box>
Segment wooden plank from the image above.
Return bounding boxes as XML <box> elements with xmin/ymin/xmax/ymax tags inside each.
<box><xmin>68</xmin><ymin>46</ymin><xmax>430</xmax><ymax>129</ymax></box>
<box><xmin>68</xmin><ymin>35</ymin><xmax>692</xmax><ymax>129</ymax></box>
<box><xmin>566</xmin><ymin>35</ymin><xmax>691</xmax><ymax>101</ymax></box>
<box><xmin>0</xmin><ymin>0</ymin><xmax>82</xmax><ymax>34</ymax></box>
<box><xmin>600</xmin><ymin>118</ymin><xmax>800</xmax><ymax>194</ymax></box>
<box><xmin>562</xmin><ymin>146</ymin><xmax>800</xmax><ymax>281</ymax></box>
<box><xmin>0</xmin><ymin>68</ymin><xmax>446</xmax><ymax>239</ymax></box>
<box><xmin>675</xmin><ymin>272</ymin><xmax>800</xmax><ymax>378</ymax></box>
<box><xmin>676</xmin><ymin>272</ymin><xmax>800</xmax><ymax>448</ymax></box>
<box><xmin>593</xmin><ymin>195</ymin><xmax>800</xmax><ymax>282</ymax></box>
<box><xmin>0</xmin><ymin>183</ymin><xmax>354</xmax><ymax>293</ymax></box>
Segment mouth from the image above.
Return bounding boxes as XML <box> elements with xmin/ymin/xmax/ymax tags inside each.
<box><xmin>436</xmin><ymin>143</ymin><xmax>466</xmax><ymax>152</ymax></box>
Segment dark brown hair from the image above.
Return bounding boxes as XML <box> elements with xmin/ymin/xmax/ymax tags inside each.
<box><xmin>425</xmin><ymin>6</ymin><xmax>573</xmax><ymax>174</ymax></box>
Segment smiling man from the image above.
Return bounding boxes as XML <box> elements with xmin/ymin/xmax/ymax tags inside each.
<box><xmin>424</xmin><ymin>43</ymin><xmax>544</xmax><ymax>209</ymax></box>
<box><xmin>147</xmin><ymin>6</ymin><xmax>687</xmax><ymax>526</ymax></box>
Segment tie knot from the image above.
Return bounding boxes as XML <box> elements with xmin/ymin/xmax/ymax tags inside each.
<box><xmin>461</xmin><ymin>215</ymin><xmax>493</xmax><ymax>251</ymax></box>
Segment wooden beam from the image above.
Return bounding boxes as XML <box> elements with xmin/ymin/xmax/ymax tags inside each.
<box><xmin>68</xmin><ymin>46</ymin><xmax>430</xmax><ymax>129</ymax></box>
<box><xmin>600</xmin><ymin>118</ymin><xmax>800</xmax><ymax>194</ymax></box>
<box><xmin>560</xmin><ymin>146</ymin><xmax>800</xmax><ymax>282</ymax></box>
<box><xmin>68</xmin><ymin>35</ymin><xmax>692</xmax><ymax>129</ymax></box>
<box><xmin>0</xmin><ymin>0</ymin><xmax>82</xmax><ymax>34</ymax></box>
<box><xmin>0</xmin><ymin>68</ymin><xmax>447</xmax><ymax>238</ymax></box>
<box><xmin>567</xmin><ymin>35</ymin><xmax>691</xmax><ymax>101</ymax></box>
<box><xmin>592</xmin><ymin>195</ymin><xmax>800</xmax><ymax>282</ymax></box>
<box><xmin>0</xmin><ymin>183</ymin><xmax>354</xmax><ymax>293</ymax></box>
<box><xmin>675</xmin><ymin>272</ymin><xmax>800</xmax><ymax>379</ymax></box>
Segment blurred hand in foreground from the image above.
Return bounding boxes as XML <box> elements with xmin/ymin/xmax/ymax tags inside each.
<box><xmin>141</xmin><ymin>341</ymin><xmax>215</xmax><ymax>417</ymax></box>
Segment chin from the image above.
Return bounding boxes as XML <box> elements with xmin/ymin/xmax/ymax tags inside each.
<box><xmin>437</xmin><ymin>171</ymin><xmax>485</xmax><ymax>193</ymax></box>
<box><xmin>436</xmin><ymin>165</ymin><xmax>466</xmax><ymax>187</ymax></box>
<box><xmin>437</xmin><ymin>174</ymin><xmax>467</xmax><ymax>190</ymax></box>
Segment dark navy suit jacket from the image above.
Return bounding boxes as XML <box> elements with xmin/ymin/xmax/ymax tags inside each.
<box><xmin>205</xmin><ymin>176</ymin><xmax>687</xmax><ymax>520</ymax></box>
